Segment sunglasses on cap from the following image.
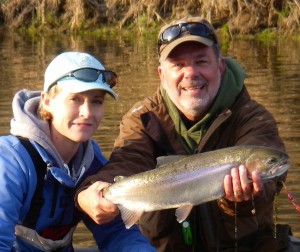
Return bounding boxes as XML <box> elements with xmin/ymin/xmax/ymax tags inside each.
<box><xmin>59</xmin><ymin>68</ymin><xmax>118</xmax><ymax>88</ymax></box>
<box><xmin>158</xmin><ymin>22</ymin><xmax>217</xmax><ymax>55</ymax></box>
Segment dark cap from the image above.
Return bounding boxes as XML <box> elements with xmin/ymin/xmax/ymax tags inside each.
<box><xmin>158</xmin><ymin>17</ymin><xmax>219</xmax><ymax>60</ymax></box>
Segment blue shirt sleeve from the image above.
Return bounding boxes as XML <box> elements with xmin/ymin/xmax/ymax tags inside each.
<box><xmin>82</xmin><ymin>214</ymin><xmax>156</xmax><ymax>252</ymax></box>
<box><xmin>0</xmin><ymin>137</ymin><xmax>37</xmax><ymax>251</ymax></box>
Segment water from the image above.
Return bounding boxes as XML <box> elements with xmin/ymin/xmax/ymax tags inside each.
<box><xmin>0</xmin><ymin>31</ymin><xmax>299</xmax><ymax>247</ymax></box>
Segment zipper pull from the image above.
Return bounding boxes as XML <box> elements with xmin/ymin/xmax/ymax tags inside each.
<box><xmin>182</xmin><ymin>220</ymin><xmax>193</xmax><ymax>246</ymax></box>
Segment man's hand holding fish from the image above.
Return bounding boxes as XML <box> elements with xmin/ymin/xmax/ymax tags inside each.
<box><xmin>224</xmin><ymin>165</ymin><xmax>263</xmax><ymax>202</ymax></box>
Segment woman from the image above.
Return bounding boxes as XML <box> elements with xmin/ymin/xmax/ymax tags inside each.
<box><xmin>0</xmin><ymin>51</ymin><xmax>155</xmax><ymax>251</ymax></box>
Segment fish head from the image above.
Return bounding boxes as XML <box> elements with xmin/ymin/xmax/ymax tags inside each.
<box><xmin>245</xmin><ymin>146</ymin><xmax>290</xmax><ymax>180</ymax></box>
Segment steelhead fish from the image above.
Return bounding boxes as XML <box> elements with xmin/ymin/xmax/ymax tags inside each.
<box><xmin>103</xmin><ymin>145</ymin><xmax>290</xmax><ymax>229</ymax></box>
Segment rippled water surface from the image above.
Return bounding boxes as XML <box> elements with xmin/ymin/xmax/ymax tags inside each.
<box><xmin>0</xmin><ymin>31</ymin><xmax>299</xmax><ymax>246</ymax></box>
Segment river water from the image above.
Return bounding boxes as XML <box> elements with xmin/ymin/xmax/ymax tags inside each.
<box><xmin>0</xmin><ymin>31</ymin><xmax>299</xmax><ymax>247</ymax></box>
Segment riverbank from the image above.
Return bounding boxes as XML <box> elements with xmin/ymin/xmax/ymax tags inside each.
<box><xmin>0</xmin><ymin>0</ymin><xmax>299</xmax><ymax>38</ymax></box>
<box><xmin>0</xmin><ymin>17</ymin><xmax>300</xmax><ymax>246</ymax></box>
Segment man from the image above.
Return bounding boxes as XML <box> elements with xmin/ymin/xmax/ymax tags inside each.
<box><xmin>76</xmin><ymin>17</ymin><xmax>293</xmax><ymax>251</ymax></box>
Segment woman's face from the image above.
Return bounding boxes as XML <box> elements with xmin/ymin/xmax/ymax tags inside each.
<box><xmin>43</xmin><ymin>88</ymin><xmax>105</xmax><ymax>144</ymax></box>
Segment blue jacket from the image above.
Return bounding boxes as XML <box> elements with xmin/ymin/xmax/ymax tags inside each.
<box><xmin>0</xmin><ymin>90</ymin><xmax>155</xmax><ymax>252</ymax></box>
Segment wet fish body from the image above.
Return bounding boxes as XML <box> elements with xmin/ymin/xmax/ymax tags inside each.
<box><xmin>103</xmin><ymin>145</ymin><xmax>290</xmax><ymax>228</ymax></box>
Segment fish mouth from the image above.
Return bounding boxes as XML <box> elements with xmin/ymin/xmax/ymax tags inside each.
<box><xmin>269</xmin><ymin>160</ymin><xmax>290</xmax><ymax>178</ymax></box>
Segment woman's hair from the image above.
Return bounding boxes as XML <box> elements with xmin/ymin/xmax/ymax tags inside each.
<box><xmin>38</xmin><ymin>84</ymin><xmax>59</xmax><ymax>121</ymax></box>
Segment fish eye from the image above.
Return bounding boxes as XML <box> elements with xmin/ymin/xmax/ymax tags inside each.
<box><xmin>267</xmin><ymin>157</ymin><xmax>277</xmax><ymax>165</ymax></box>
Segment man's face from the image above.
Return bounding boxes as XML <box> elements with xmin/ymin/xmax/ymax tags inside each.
<box><xmin>158</xmin><ymin>42</ymin><xmax>224</xmax><ymax>122</ymax></box>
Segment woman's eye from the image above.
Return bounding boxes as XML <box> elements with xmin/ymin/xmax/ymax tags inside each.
<box><xmin>70</xmin><ymin>97</ymin><xmax>81</xmax><ymax>102</ymax></box>
<box><xmin>94</xmin><ymin>99</ymin><xmax>103</xmax><ymax>104</ymax></box>
<box><xmin>175</xmin><ymin>63</ymin><xmax>184</xmax><ymax>67</ymax></box>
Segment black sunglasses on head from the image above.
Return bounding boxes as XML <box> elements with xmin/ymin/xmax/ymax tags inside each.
<box><xmin>59</xmin><ymin>68</ymin><xmax>118</xmax><ymax>88</ymax></box>
<box><xmin>158</xmin><ymin>22</ymin><xmax>217</xmax><ymax>56</ymax></box>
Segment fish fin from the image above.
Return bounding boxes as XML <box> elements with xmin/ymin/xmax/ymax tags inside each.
<box><xmin>175</xmin><ymin>204</ymin><xmax>193</xmax><ymax>223</ymax></box>
<box><xmin>113</xmin><ymin>176</ymin><xmax>126</xmax><ymax>182</ymax></box>
<box><xmin>156</xmin><ymin>155</ymin><xmax>188</xmax><ymax>167</ymax></box>
<box><xmin>118</xmin><ymin>205</ymin><xmax>144</xmax><ymax>229</ymax></box>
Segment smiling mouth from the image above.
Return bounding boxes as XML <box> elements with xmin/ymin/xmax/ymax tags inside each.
<box><xmin>74</xmin><ymin>123</ymin><xmax>93</xmax><ymax>127</ymax></box>
<box><xmin>182</xmin><ymin>85</ymin><xmax>206</xmax><ymax>91</ymax></box>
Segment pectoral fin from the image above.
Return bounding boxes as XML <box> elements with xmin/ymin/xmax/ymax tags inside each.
<box><xmin>175</xmin><ymin>204</ymin><xmax>193</xmax><ymax>223</ymax></box>
<box><xmin>118</xmin><ymin>205</ymin><xmax>144</xmax><ymax>229</ymax></box>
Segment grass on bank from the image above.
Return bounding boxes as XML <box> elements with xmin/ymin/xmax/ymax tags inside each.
<box><xmin>1</xmin><ymin>0</ymin><xmax>300</xmax><ymax>36</ymax></box>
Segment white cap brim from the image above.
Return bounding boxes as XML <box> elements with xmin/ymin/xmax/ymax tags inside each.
<box><xmin>57</xmin><ymin>78</ymin><xmax>118</xmax><ymax>99</ymax></box>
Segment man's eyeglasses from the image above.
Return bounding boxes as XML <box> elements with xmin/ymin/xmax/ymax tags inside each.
<box><xmin>59</xmin><ymin>68</ymin><xmax>118</xmax><ymax>88</ymax></box>
<box><xmin>158</xmin><ymin>22</ymin><xmax>217</xmax><ymax>55</ymax></box>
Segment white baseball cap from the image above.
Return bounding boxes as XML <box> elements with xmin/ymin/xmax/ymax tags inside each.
<box><xmin>44</xmin><ymin>52</ymin><xmax>118</xmax><ymax>99</ymax></box>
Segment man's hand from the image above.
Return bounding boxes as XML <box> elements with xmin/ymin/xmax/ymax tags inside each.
<box><xmin>77</xmin><ymin>181</ymin><xmax>119</xmax><ymax>224</ymax></box>
<box><xmin>224</xmin><ymin>165</ymin><xmax>263</xmax><ymax>202</ymax></box>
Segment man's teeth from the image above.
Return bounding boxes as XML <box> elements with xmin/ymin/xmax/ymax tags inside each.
<box><xmin>183</xmin><ymin>86</ymin><xmax>203</xmax><ymax>90</ymax></box>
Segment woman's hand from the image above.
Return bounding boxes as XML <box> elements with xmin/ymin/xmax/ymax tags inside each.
<box><xmin>77</xmin><ymin>181</ymin><xmax>119</xmax><ymax>224</ymax></box>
